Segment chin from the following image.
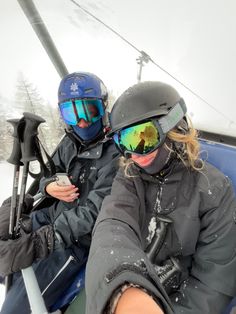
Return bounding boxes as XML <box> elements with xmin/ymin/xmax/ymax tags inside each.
<box><xmin>131</xmin><ymin>149</ymin><xmax>159</xmax><ymax>166</ymax></box>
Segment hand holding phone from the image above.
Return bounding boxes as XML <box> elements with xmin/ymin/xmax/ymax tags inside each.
<box><xmin>46</xmin><ymin>173</ymin><xmax>79</xmax><ymax>202</ymax></box>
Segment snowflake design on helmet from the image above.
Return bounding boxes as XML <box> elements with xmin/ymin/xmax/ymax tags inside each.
<box><xmin>70</xmin><ymin>82</ymin><xmax>78</xmax><ymax>92</ymax></box>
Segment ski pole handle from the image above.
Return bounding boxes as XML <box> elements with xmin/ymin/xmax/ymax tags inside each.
<box><xmin>146</xmin><ymin>215</ymin><xmax>172</xmax><ymax>262</ymax></box>
<box><xmin>21</xmin><ymin>112</ymin><xmax>45</xmax><ymax>162</ymax></box>
<box><xmin>14</xmin><ymin>113</ymin><xmax>45</xmax><ymax>235</ymax></box>
<box><xmin>7</xmin><ymin>119</ymin><xmax>23</xmax><ymax>166</ymax></box>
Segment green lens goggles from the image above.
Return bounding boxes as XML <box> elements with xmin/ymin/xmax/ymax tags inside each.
<box><xmin>113</xmin><ymin>99</ymin><xmax>186</xmax><ymax>156</ymax></box>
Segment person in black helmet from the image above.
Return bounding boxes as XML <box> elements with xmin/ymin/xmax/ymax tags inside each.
<box><xmin>85</xmin><ymin>81</ymin><xmax>236</xmax><ymax>314</ymax></box>
<box><xmin>0</xmin><ymin>72</ymin><xmax>120</xmax><ymax>314</ymax></box>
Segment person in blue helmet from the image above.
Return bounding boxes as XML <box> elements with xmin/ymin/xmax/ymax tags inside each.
<box><xmin>0</xmin><ymin>72</ymin><xmax>120</xmax><ymax>314</ymax></box>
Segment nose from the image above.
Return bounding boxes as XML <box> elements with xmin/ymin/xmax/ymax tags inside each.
<box><xmin>77</xmin><ymin>119</ymin><xmax>90</xmax><ymax>128</ymax></box>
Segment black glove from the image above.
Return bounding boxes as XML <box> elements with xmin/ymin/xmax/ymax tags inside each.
<box><xmin>0</xmin><ymin>221</ymin><xmax>54</xmax><ymax>276</ymax></box>
<box><xmin>2</xmin><ymin>194</ymin><xmax>34</xmax><ymax>214</ymax></box>
<box><xmin>0</xmin><ymin>194</ymin><xmax>34</xmax><ymax>239</ymax></box>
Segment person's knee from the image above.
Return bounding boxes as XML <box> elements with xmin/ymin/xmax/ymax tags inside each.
<box><xmin>30</xmin><ymin>208</ymin><xmax>50</xmax><ymax>231</ymax></box>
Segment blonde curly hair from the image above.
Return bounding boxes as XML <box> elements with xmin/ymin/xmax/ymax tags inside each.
<box><xmin>166</xmin><ymin>117</ymin><xmax>203</xmax><ymax>171</ymax></box>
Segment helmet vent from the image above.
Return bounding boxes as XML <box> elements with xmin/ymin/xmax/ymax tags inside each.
<box><xmin>84</xmin><ymin>88</ymin><xmax>94</xmax><ymax>94</ymax></box>
<box><xmin>160</xmin><ymin>103</ymin><xmax>167</xmax><ymax>107</ymax></box>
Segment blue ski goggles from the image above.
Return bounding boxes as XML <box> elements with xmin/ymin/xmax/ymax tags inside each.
<box><xmin>113</xmin><ymin>100</ymin><xmax>187</xmax><ymax>156</ymax></box>
<box><xmin>58</xmin><ymin>98</ymin><xmax>105</xmax><ymax>125</ymax></box>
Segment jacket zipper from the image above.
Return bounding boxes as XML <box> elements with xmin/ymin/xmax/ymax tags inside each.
<box><xmin>42</xmin><ymin>255</ymin><xmax>75</xmax><ymax>295</ymax></box>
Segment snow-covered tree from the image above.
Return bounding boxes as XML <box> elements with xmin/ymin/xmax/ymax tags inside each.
<box><xmin>14</xmin><ymin>73</ymin><xmax>64</xmax><ymax>154</ymax></box>
<box><xmin>0</xmin><ymin>113</ymin><xmax>13</xmax><ymax>161</ymax></box>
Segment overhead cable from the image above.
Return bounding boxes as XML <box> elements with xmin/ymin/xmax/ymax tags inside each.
<box><xmin>69</xmin><ymin>0</ymin><xmax>235</xmax><ymax>125</ymax></box>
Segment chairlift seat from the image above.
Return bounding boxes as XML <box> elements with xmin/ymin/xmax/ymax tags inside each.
<box><xmin>200</xmin><ymin>139</ymin><xmax>236</xmax><ymax>194</ymax></box>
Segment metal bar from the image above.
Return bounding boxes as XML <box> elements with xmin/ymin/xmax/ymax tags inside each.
<box><xmin>22</xmin><ymin>267</ymin><xmax>48</xmax><ymax>314</ymax></box>
<box><xmin>17</xmin><ymin>0</ymin><xmax>68</xmax><ymax>78</ymax></box>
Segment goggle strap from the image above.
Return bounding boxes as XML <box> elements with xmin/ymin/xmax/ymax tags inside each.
<box><xmin>159</xmin><ymin>99</ymin><xmax>187</xmax><ymax>133</ymax></box>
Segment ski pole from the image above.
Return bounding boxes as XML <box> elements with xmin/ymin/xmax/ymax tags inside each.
<box><xmin>19</xmin><ymin>112</ymin><xmax>60</xmax><ymax>314</ymax></box>
<box><xmin>146</xmin><ymin>215</ymin><xmax>172</xmax><ymax>262</ymax></box>
<box><xmin>6</xmin><ymin>119</ymin><xmax>23</xmax><ymax>237</ymax></box>
<box><xmin>20</xmin><ymin>112</ymin><xmax>63</xmax><ymax>314</ymax></box>
<box><xmin>6</xmin><ymin>113</ymin><xmax>49</xmax><ymax>314</ymax></box>
<box><xmin>14</xmin><ymin>112</ymin><xmax>45</xmax><ymax>236</ymax></box>
<box><xmin>17</xmin><ymin>112</ymin><xmax>50</xmax><ymax>314</ymax></box>
<box><xmin>6</xmin><ymin>113</ymin><xmax>58</xmax><ymax>314</ymax></box>
<box><xmin>5</xmin><ymin>118</ymin><xmax>24</xmax><ymax>292</ymax></box>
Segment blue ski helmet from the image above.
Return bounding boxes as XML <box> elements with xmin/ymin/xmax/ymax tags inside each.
<box><xmin>58</xmin><ymin>72</ymin><xmax>108</xmax><ymax>142</ymax></box>
<box><xmin>58</xmin><ymin>72</ymin><xmax>108</xmax><ymax>103</ymax></box>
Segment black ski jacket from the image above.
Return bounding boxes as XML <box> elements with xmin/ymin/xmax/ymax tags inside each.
<box><xmin>85</xmin><ymin>160</ymin><xmax>236</xmax><ymax>314</ymax></box>
<box><xmin>39</xmin><ymin>135</ymin><xmax>120</xmax><ymax>248</ymax></box>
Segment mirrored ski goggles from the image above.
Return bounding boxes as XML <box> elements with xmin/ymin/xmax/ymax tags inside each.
<box><xmin>113</xmin><ymin>120</ymin><xmax>164</xmax><ymax>155</ymax></box>
<box><xmin>58</xmin><ymin>98</ymin><xmax>105</xmax><ymax>125</ymax></box>
<box><xmin>113</xmin><ymin>100</ymin><xmax>187</xmax><ymax>155</ymax></box>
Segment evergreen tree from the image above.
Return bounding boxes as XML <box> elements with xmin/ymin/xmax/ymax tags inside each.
<box><xmin>107</xmin><ymin>88</ymin><xmax>117</xmax><ymax>112</ymax></box>
<box><xmin>0</xmin><ymin>112</ymin><xmax>13</xmax><ymax>161</ymax></box>
<box><xmin>14</xmin><ymin>73</ymin><xmax>64</xmax><ymax>154</ymax></box>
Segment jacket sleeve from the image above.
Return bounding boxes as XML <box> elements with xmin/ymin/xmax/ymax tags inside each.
<box><xmin>52</xmin><ymin>152</ymin><xmax>120</xmax><ymax>248</ymax></box>
<box><xmin>172</xmin><ymin>176</ymin><xmax>236</xmax><ymax>314</ymax></box>
<box><xmin>85</xmin><ymin>169</ymin><xmax>173</xmax><ymax>314</ymax></box>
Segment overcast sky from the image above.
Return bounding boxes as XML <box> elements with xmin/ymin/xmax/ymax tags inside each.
<box><xmin>0</xmin><ymin>0</ymin><xmax>236</xmax><ymax>136</ymax></box>
<box><xmin>1</xmin><ymin>0</ymin><xmax>236</xmax><ymax>306</ymax></box>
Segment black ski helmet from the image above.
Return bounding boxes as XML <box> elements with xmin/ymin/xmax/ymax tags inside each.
<box><xmin>109</xmin><ymin>81</ymin><xmax>187</xmax><ymax>134</ymax></box>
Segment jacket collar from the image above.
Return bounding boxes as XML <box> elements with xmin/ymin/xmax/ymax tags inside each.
<box><xmin>78</xmin><ymin>142</ymin><xmax>104</xmax><ymax>159</ymax></box>
<box><xmin>131</xmin><ymin>159</ymin><xmax>185</xmax><ymax>184</ymax></box>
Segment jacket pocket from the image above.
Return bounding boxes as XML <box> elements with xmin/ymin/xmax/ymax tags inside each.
<box><xmin>42</xmin><ymin>255</ymin><xmax>75</xmax><ymax>296</ymax></box>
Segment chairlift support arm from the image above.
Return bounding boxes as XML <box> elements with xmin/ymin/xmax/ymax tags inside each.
<box><xmin>17</xmin><ymin>0</ymin><xmax>68</xmax><ymax>78</ymax></box>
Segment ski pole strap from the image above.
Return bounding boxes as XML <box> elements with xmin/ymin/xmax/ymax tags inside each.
<box><xmin>28</xmin><ymin>136</ymin><xmax>56</xmax><ymax>178</ymax></box>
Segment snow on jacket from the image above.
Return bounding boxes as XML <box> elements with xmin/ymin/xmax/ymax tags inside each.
<box><xmin>38</xmin><ymin>135</ymin><xmax>120</xmax><ymax>248</ymax></box>
<box><xmin>85</xmin><ymin>159</ymin><xmax>236</xmax><ymax>314</ymax></box>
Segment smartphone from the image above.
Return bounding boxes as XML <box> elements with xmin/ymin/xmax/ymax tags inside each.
<box><xmin>55</xmin><ymin>173</ymin><xmax>72</xmax><ymax>186</ymax></box>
